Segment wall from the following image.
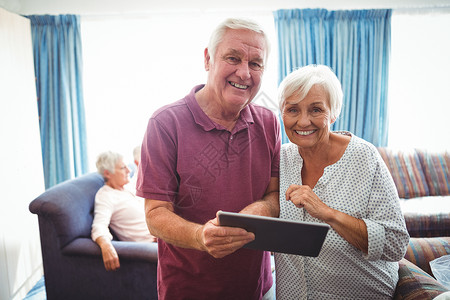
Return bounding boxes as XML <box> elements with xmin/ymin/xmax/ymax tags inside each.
<box><xmin>0</xmin><ymin>7</ymin><xmax>45</xmax><ymax>300</ymax></box>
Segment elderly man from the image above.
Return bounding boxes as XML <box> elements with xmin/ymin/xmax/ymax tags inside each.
<box><xmin>136</xmin><ymin>18</ymin><xmax>280</xmax><ymax>300</ymax></box>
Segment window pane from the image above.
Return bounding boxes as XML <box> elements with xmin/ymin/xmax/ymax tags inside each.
<box><xmin>388</xmin><ymin>10</ymin><xmax>450</xmax><ymax>151</ymax></box>
<box><xmin>81</xmin><ymin>13</ymin><xmax>278</xmax><ymax>170</ymax></box>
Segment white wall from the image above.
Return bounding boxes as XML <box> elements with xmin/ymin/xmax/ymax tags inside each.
<box><xmin>0</xmin><ymin>7</ymin><xmax>45</xmax><ymax>300</ymax></box>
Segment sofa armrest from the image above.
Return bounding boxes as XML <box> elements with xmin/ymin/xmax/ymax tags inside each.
<box><xmin>112</xmin><ymin>240</ymin><xmax>158</xmax><ymax>262</ymax></box>
<box><xmin>404</xmin><ymin>237</ymin><xmax>450</xmax><ymax>277</ymax></box>
<box><xmin>62</xmin><ymin>237</ymin><xmax>158</xmax><ymax>262</ymax></box>
<box><xmin>394</xmin><ymin>258</ymin><xmax>448</xmax><ymax>300</ymax></box>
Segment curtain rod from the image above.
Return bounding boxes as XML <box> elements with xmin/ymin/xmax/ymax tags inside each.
<box><xmin>52</xmin><ymin>5</ymin><xmax>450</xmax><ymax>20</ymax></box>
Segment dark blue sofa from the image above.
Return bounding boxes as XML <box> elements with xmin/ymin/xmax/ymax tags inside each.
<box><xmin>29</xmin><ymin>172</ymin><xmax>158</xmax><ymax>300</ymax></box>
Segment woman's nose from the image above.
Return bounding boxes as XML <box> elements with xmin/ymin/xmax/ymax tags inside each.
<box><xmin>296</xmin><ymin>112</ymin><xmax>311</xmax><ymax>127</ymax></box>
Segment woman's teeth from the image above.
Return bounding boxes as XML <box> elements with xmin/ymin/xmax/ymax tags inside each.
<box><xmin>295</xmin><ymin>130</ymin><xmax>315</xmax><ymax>136</ymax></box>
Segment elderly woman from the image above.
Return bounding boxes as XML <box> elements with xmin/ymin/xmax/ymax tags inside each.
<box><xmin>92</xmin><ymin>151</ymin><xmax>156</xmax><ymax>271</ymax></box>
<box><xmin>275</xmin><ymin>65</ymin><xmax>409</xmax><ymax>299</ymax></box>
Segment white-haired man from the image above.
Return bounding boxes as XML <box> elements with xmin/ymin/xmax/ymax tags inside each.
<box><xmin>137</xmin><ymin>18</ymin><xmax>280</xmax><ymax>299</ymax></box>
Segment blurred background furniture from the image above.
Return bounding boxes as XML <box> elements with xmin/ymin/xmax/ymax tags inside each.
<box><xmin>394</xmin><ymin>237</ymin><xmax>450</xmax><ymax>299</ymax></box>
<box><xmin>377</xmin><ymin>148</ymin><xmax>450</xmax><ymax>237</ymax></box>
<box><xmin>29</xmin><ymin>163</ymin><xmax>450</xmax><ymax>299</ymax></box>
<box><xmin>29</xmin><ymin>172</ymin><xmax>158</xmax><ymax>300</ymax></box>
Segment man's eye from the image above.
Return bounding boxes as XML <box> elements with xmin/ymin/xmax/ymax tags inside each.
<box><xmin>249</xmin><ymin>62</ymin><xmax>263</xmax><ymax>71</ymax></box>
<box><xmin>225</xmin><ymin>57</ymin><xmax>239</xmax><ymax>64</ymax></box>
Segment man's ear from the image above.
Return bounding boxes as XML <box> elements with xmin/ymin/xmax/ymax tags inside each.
<box><xmin>204</xmin><ymin>48</ymin><xmax>210</xmax><ymax>71</ymax></box>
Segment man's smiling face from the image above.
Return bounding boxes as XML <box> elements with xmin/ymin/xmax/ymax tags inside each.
<box><xmin>205</xmin><ymin>28</ymin><xmax>266</xmax><ymax>112</ymax></box>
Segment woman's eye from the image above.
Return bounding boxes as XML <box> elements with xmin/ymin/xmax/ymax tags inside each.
<box><xmin>285</xmin><ymin>107</ymin><xmax>298</xmax><ymax>114</ymax></box>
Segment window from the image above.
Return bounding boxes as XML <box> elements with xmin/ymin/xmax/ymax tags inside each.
<box><xmin>81</xmin><ymin>9</ymin><xmax>450</xmax><ymax>171</ymax></box>
<box><xmin>81</xmin><ymin>12</ymin><xmax>278</xmax><ymax>169</ymax></box>
<box><xmin>388</xmin><ymin>9</ymin><xmax>450</xmax><ymax>151</ymax></box>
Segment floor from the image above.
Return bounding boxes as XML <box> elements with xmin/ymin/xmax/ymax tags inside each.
<box><xmin>23</xmin><ymin>276</ymin><xmax>46</xmax><ymax>300</ymax></box>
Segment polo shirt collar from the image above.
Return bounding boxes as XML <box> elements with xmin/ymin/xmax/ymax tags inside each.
<box><xmin>186</xmin><ymin>84</ymin><xmax>255</xmax><ymax>133</ymax></box>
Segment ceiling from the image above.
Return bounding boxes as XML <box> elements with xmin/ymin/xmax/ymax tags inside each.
<box><xmin>2</xmin><ymin>0</ymin><xmax>450</xmax><ymax>15</ymax></box>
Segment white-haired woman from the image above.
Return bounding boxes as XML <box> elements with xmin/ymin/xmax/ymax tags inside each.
<box><xmin>275</xmin><ymin>65</ymin><xmax>409</xmax><ymax>299</ymax></box>
<box><xmin>92</xmin><ymin>151</ymin><xmax>155</xmax><ymax>271</ymax></box>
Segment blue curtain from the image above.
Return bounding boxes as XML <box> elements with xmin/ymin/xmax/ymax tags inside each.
<box><xmin>273</xmin><ymin>9</ymin><xmax>391</xmax><ymax>146</ymax></box>
<box><xmin>28</xmin><ymin>15</ymin><xmax>88</xmax><ymax>189</ymax></box>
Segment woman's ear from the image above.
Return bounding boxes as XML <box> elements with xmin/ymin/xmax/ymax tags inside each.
<box><xmin>204</xmin><ymin>48</ymin><xmax>210</xmax><ymax>71</ymax></box>
<box><xmin>103</xmin><ymin>170</ymin><xmax>111</xmax><ymax>181</ymax></box>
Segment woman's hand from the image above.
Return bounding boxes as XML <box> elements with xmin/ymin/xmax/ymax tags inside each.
<box><xmin>96</xmin><ymin>236</ymin><xmax>120</xmax><ymax>271</ymax></box>
<box><xmin>285</xmin><ymin>184</ymin><xmax>333</xmax><ymax>221</ymax></box>
<box><xmin>286</xmin><ymin>184</ymin><xmax>368</xmax><ymax>253</ymax></box>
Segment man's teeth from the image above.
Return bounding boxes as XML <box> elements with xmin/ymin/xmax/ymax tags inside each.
<box><xmin>295</xmin><ymin>130</ymin><xmax>315</xmax><ymax>136</ymax></box>
<box><xmin>230</xmin><ymin>82</ymin><xmax>248</xmax><ymax>89</ymax></box>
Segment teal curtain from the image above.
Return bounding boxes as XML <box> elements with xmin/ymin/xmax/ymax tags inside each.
<box><xmin>274</xmin><ymin>9</ymin><xmax>391</xmax><ymax>146</ymax></box>
<box><xmin>28</xmin><ymin>15</ymin><xmax>88</xmax><ymax>188</ymax></box>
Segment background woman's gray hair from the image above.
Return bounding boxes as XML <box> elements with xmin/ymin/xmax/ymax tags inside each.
<box><xmin>278</xmin><ymin>64</ymin><xmax>344</xmax><ymax>121</ymax></box>
<box><xmin>207</xmin><ymin>17</ymin><xmax>271</xmax><ymax>64</ymax></box>
<box><xmin>96</xmin><ymin>151</ymin><xmax>123</xmax><ymax>178</ymax></box>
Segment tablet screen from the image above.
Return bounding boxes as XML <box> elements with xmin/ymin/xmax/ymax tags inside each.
<box><xmin>217</xmin><ymin>211</ymin><xmax>330</xmax><ymax>256</ymax></box>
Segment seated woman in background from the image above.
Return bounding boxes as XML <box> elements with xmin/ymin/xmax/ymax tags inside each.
<box><xmin>275</xmin><ymin>64</ymin><xmax>410</xmax><ymax>299</ymax></box>
<box><xmin>92</xmin><ymin>151</ymin><xmax>156</xmax><ymax>271</ymax></box>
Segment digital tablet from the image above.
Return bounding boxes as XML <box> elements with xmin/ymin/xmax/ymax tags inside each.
<box><xmin>217</xmin><ymin>211</ymin><xmax>330</xmax><ymax>256</ymax></box>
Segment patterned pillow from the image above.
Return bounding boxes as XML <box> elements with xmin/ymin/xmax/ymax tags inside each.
<box><xmin>404</xmin><ymin>237</ymin><xmax>450</xmax><ymax>277</ymax></box>
<box><xmin>394</xmin><ymin>258</ymin><xmax>448</xmax><ymax>300</ymax></box>
<box><xmin>377</xmin><ymin>148</ymin><xmax>430</xmax><ymax>199</ymax></box>
<box><xmin>416</xmin><ymin>150</ymin><xmax>450</xmax><ymax>196</ymax></box>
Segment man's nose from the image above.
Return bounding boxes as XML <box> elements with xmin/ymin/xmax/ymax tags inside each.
<box><xmin>236</xmin><ymin>62</ymin><xmax>251</xmax><ymax>80</ymax></box>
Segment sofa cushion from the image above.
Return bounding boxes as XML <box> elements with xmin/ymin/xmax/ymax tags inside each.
<box><xmin>394</xmin><ymin>258</ymin><xmax>448</xmax><ymax>300</ymax></box>
<box><xmin>377</xmin><ymin>148</ymin><xmax>429</xmax><ymax>199</ymax></box>
<box><xmin>399</xmin><ymin>197</ymin><xmax>450</xmax><ymax>237</ymax></box>
<box><xmin>416</xmin><ymin>150</ymin><xmax>450</xmax><ymax>197</ymax></box>
<box><xmin>404</xmin><ymin>237</ymin><xmax>450</xmax><ymax>277</ymax></box>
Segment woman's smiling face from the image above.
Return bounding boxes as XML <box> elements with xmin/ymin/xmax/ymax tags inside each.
<box><xmin>282</xmin><ymin>84</ymin><xmax>334</xmax><ymax>149</ymax></box>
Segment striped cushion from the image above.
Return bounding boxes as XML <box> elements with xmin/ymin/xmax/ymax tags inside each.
<box><xmin>404</xmin><ymin>237</ymin><xmax>450</xmax><ymax>277</ymax></box>
<box><xmin>378</xmin><ymin>148</ymin><xmax>430</xmax><ymax>199</ymax></box>
<box><xmin>403</xmin><ymin>212</ymin><xmax>450</xmax><ymax>238</ymax></box>
<box><xmin>394</xmin><ymin>258</ymin><xmax>448</xmax><ymax>300</ymax></box>
<box><xmin>417</xmin><ymin>150</ymin><xmax>450</xmax><ymax>196</ymax></box>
